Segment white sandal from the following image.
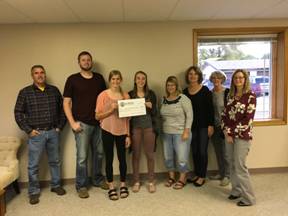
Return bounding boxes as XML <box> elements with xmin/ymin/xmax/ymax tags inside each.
<box><xmin>148</xmin><ymin>182</ymin><xmax>156</xmax><ymax>193</ymax></box>
<box><xmin>132</xmin><ymin>182</ymin><xmax>140</xmax><ymax>193</ymax></box>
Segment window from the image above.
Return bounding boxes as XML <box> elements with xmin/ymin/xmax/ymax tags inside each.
<box><xmin>193</xmin><ymin>28</ymin><xmax>288</xmax><ymax>126</ymax></box>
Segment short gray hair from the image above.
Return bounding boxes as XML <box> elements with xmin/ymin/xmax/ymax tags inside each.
<box><xmin>209</xmin><ymin>71</ymin><xmax>227</xmax><ymax>84</ymax></box>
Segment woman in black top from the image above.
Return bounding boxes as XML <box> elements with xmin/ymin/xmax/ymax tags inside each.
<box><xmin>183</xmin><ymin>66</ymin><xmax>214</xmax><ymax>187</ymax></box>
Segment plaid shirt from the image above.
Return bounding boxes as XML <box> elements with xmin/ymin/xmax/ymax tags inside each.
<box><xmin>14</xmin><ymin>84</ymin><xmax>66</xmax><ymax>134</ymax></box>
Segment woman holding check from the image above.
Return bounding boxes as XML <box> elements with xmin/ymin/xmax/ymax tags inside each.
<box><xmin>95</xmin><ymin>70</ymin><xmax>131</xmax><ymax>201</ymax></box>
<box><xmin>129</xmin><ymin>71</ymin><xmax>158</xmax><ymax>193</ymax></box>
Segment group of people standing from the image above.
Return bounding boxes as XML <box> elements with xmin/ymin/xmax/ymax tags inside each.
<box><xmin>14</xmin><ymin>51</ymin><xmax>257</xmax><ymax>207</ymax></box>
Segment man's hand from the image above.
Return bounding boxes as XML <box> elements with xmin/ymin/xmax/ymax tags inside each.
<box><xmin>71</xmin><ymin>122</ymin><xmax>82</xmax><ymax>132</ymax></box>
<box><xmin>208</xmin><ymin>126</ymin><xmax>214</xmax><ymax>138</ymax></box>
<box><xmin>29</xmin><ymin>130</ymin><xmax>40</xmax><ymax>137</ymax></box>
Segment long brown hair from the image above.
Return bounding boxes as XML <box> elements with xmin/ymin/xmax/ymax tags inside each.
<box><xmin>229</xmin><ymin>69</ymin><xmax>251</xmax><ymax>98</ymax></box>
<box><xmin>130</xmin><ymin>71</ymin><xmax>150</xmax><ymax>98</ymax></box>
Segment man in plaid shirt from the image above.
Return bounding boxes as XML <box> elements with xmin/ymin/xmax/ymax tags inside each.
<box><xmin>14</xmin><ymin>65</ymin><xmax>66</xmax><ymax>205</ymax></box>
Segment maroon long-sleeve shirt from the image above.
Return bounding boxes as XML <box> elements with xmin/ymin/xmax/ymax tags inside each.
<box><xmin>221</xmin><ymin>91</ymin><xmax>256</xmax><ymax>140</ymax></box>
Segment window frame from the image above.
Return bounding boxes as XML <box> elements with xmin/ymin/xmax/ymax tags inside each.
<box><xmin>193</xmin><ymin>27</ymin><xmax>288</xmax><ymax>126</ymax></box>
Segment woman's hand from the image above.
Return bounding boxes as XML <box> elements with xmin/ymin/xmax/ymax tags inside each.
<box><xmin>225</xmin><ymin>135</ymin><xmax>234</xmax><ymax>144</ymax></box>
<box><xmin>111</xmin><ymin>102</ymin><xmax>118</xmax><ymax>111</ymax></box>
<box><xmin>181</xmin><ymin>129</ymin><xmax>190</xmax><ymax>141</ymax></box>
<box><xmin>223</xmin><ymin>130</ymin><xmax>233</xmax><ymax>144</ymax></box>
<box><xmin>125</xmin><ymin>136</ymin><xmax>131</xmax><ymax>148</ymax></box>
<box><xmin>145</xmin><ymin>101</ymin><xmax>152</xmax><ymax>109</ymax></box>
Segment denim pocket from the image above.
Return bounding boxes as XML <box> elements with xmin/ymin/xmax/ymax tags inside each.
<box><xmin>30</xmin><ymin>131</ymin><xmax>41</xmax><ymax>138</ymax></box>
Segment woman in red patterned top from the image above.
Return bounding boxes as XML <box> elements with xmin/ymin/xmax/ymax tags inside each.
<box><xmin>221</xmin><ymin>69</ymin><xmax>256</xmax><ymax>207</ymax></box>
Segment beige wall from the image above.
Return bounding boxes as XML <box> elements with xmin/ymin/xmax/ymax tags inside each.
<box><xmin>1</xmin><ymin>19</ymin><xmax>288</xmax><ymax>182</ymax></box>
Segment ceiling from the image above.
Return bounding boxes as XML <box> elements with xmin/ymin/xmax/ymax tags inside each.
<box><xmin>0</xmin><ymin>0</ymin><xmax>288</xmax><ymax>24</ymax></box>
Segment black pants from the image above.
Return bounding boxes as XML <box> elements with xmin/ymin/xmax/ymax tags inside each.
<box><xmin>102</xmin><ymin>130</ymin><xmax>127</xmax><ymax>183</ymax></box>
<box><xmin>191</xmin><ymin>128</ymin><xmax>209</xmax><ymax>178</ymax></box>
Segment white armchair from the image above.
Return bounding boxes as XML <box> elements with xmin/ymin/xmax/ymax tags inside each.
<box><xmin>0</xmin><ymin>137</ymin><xmax>21</xmax><ymax>192</ymax></box>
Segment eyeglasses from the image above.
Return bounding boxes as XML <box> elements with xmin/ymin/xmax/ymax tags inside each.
<box><xmin>233</xmin><ymin>76</ymin><xmax>245</xmax><ymax>80</ymax></box>
<box><xmin>211</xmin><ymin>77</ymin><xmax>222</xmax><ymax>80</ymax></box>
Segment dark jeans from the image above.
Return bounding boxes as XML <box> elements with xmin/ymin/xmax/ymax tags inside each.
<box><xmin>28</xmin><ymin>129</ymin><xmax>61</xmax><ymax>195</ymax></box>
<box><xmin>102</xmin><ymin>130</ymin><xmax>127</xmax><ymax>183</ymax></box>
<box><xmin>191</xmin><ymin>128</ymin><xmax>209</xmax><ymax>178</ymax></box>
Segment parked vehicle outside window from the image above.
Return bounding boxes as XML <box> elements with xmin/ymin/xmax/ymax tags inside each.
<box><xmin>250</xmin><ymin>76</ymin><xmax>270</xmax><ymax>96</ymax></box>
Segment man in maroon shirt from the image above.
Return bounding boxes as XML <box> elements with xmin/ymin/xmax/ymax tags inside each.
<box><xmin>63</xmin><ymin>51</ymin><xmax>107</xmax><ymax>198</ymax></box>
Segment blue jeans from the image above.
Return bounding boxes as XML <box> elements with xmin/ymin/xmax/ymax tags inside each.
<box><xmin>28</xmin><ymin>129</ymin><xmax>61</xmax><ymax>195</ymax></box>
<box><xmin>74</xmin><ymin>122</ymin><xmax>104</xmax><ymax>190</ymax></box>
<box><xmin>162</xmin><ymin>133</ymin><xmax>191</xmax><ymax>173</ymax></box>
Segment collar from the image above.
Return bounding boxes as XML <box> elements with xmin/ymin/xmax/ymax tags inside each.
<box><xmin>163</xmin><ymin>95</ymin><xmax>182</xmax><ymax>104</ymax></box>
<box><xmin>32</xmin><ymin>83</ymin><xmax>50</xmax><ymax>91</ymax></box>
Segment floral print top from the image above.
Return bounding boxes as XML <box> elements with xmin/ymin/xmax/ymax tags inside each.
<box><xmin>221</xmin><ymin>91</ymin><xmax>256</xmax><ymax>140</ymax></box>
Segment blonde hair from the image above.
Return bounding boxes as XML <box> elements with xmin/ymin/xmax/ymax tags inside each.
<box><xmin>108</xmin><ymin>70</ymin><xmax>124</xmax><ymax>96</ymax></box>
<box><xmin>229</xmin><ymin>69</ymin><xmax>251</xmax><ymax>98</ymax></box>
<box><xmin>165</xmin><ymin>76</ymin><xmax>181</xmax><ymax>97</ymax></box>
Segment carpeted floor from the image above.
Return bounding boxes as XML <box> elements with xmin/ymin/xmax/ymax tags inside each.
<box><xmin>5</xmin><ymin>172</ymin><xmax>288</xmax><ymax>216</ymax></box>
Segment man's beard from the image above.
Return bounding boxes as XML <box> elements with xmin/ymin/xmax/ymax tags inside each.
<box><xmin>80</xmin><ymin>65</ymin><xmax>93</xmax><ymax>71</ymax></box>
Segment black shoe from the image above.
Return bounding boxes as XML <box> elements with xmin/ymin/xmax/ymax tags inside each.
<box><xmin>77</xmin><ymin>187</ymin><xmax>89</xmax><ymax>198</ymax></box>
<box><xmin>51</xmin><ymin>187</ymin><xmax>66</xmax><ymax>196</ymax></box>
<box><xmin>187</xmin><ymin>176</ymin><xmax>199</xmax><ymax>184</ymax></box>
<box><xmin>228</xmin><ymin>195</ymin><xmax>241</xmax><ymax>200</ymax></box>
<box><xmin>237</xmin><ymin>201</ymin><xmax>252</xmax><ymax>207</ymax></box>
<box><xmin>29</xmin><ymin>194</ymin><xmax>40</xmax><ymax>205</ymax></box>
<box><xmin>193</xmin><ymin>179</ymin><xmax>205</xmax><ymax>187</ymax></box>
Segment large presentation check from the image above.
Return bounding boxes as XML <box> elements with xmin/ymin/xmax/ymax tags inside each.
<box><xmin>118</xmin><ymin>98</ymin><xmax>146</xmax><ymax>118</ymax></box>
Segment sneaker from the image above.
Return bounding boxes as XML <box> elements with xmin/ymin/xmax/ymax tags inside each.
<box><xmin>209</xmin><ymin>174</ymin><xmax>222</xmax><ymax>180</ymax></box>
<box><xmin>29</xmin><ymin>194</ymin><xmax>40</xmax><ymax>205</ymax></box>
<box><xmin>100</xmin><ymin>181</ymin><xmax>109</xmax><ymax>190</ymax></box>
<box><xmin>93</xmin><ymin>181</ymin><xmax>109</xmax><ymax>190</ymax></box>
<box><xmin>78</xmin><ymin>187</ymin><xmax>89</xmax><ymax>198</ymax></box>
<box><xmin>220</xmin><ymin>177</ymin><xmax>230</xmax><ymax>186</ymax></box>
<box><xmin>51</xmin><ymin>187</ymin><xmax>66</xmax><ymax>195</ymax></box>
